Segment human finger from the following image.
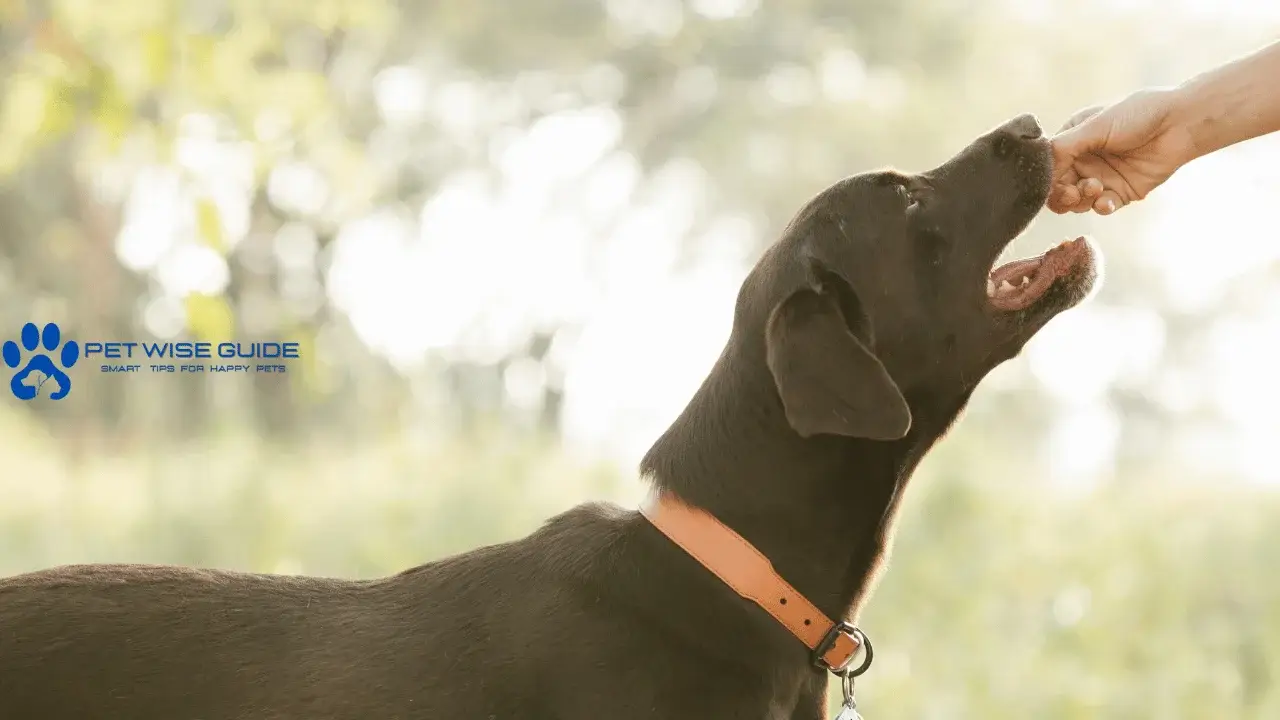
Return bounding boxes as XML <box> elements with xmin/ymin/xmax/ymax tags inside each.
<box><xmin>1078</xmin><ymin>177</ymin><xmax>1104</xmax><ymax>201</ymax></box>
<box><xmin>1047</xmin><ymin>162</ymin><xmax>1083</xmax><ymax>213</ymax></box>
<box><xmin>1047</xmin><ymin>183</ymin><xmax>1082</xmax><ymax>213</ymax></box>
<box><xmin>1092</xmin><ymin>189</ymin><xmax>1124</xmax><ymax>215</ymax></box>
<box><xmin>1056</xmin><ymin>104</ymin><xmax>1105</xmax><ymax>134</ymax></box>
<box><xmin>1051</xmin><ymin>104</ymin><xmax>1110</xmax><ymax>164</ymax></box>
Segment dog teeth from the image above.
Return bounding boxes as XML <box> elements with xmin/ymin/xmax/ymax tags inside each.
<box><xmin>986</xmin><ymin>279</ymin><xmax>995</xmax><ymax>297</ymax></box>
<box><xmin>1020</xmin><ymin>276</ymin><xmax>1030</xmax><ymax>287</ymax></box>
<box><xmin>999</xmin><ymin>279</ymin><xmax>1016</xmax><ymax>294</ymax></box>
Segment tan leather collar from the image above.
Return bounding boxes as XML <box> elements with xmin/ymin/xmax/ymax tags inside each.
<box><xmin>639</xmin><ymin>489</ymin><xmax>870</xmax><ymax>676</ymax></box>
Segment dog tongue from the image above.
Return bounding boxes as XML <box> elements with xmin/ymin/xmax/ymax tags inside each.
<box><xmin>987</xmin><ymin>237</ymin><xmax>1088</xmax><ymax>311</ymax></box>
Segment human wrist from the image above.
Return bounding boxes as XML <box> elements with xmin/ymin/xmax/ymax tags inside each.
<box><xmin>1170</xmin><ymin>41</ymin><xmax>1280</xmax><ymax>161</ymax></box>
<box><xmin>1165</xmin><ymin>80</ymin><xmax>1227</xmax><ymax>163</ymax></box>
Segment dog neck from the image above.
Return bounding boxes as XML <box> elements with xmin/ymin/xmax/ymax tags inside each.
<box><xmin>639</xmin><ymin>339</ymin><xmax>964</xmax><ymax>627</ymax></box>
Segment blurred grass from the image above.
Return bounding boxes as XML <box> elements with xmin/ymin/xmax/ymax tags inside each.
<box><xmin>855</xmin><ymin>456</ymin><xmax>1280</xmax><ymax>718</ymax></box>
<box><xmin>0</xmin><ymin>406</ymin><xmax>631</xmax><ymax>578</ymax></box>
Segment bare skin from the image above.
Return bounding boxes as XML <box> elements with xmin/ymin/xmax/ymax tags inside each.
<box><xmin>1049</xmin><ymin>40</ymin><xmax>1280</xmax><ymax>215</ymax></box>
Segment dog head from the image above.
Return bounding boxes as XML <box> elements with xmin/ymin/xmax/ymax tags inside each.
<box><xmin>743</xmin><ymin>113</ymin><xmax>1101</xmax><ymax>441</ymax></box>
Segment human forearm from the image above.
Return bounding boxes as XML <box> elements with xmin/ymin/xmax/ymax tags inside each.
<box><xmin>1171</xmin><ymin>40</ymin><xmax>1280</xmax><ymax>160</ymax></box>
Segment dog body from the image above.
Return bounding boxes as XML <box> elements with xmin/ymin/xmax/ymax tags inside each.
<box><xmin>0</xmin><ymin>113</ymin><xmax>1099</xmax><ymax>719</ymax></box>
<box><xmin>2</xmin><ymin>507</ymin><xmax>810</xmax><ymax>719</ymax></box>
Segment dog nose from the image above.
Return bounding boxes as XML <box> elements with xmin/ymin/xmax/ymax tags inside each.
<box><xmin>999</xmin><ymin>113</ymin><xmax>1044</xmax><ymax>140</ymax></box>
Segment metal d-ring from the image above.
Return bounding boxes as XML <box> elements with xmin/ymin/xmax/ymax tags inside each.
<box><xmin>842</xmin><ymin>627</ymin><xmax>874</xmax><ymax>678</ymax></box>
<box><xmin>838</xmin><ymin>629</ymin><xmax>873</xmax><ymax>718</ymax></box>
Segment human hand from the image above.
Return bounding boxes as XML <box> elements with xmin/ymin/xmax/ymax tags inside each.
<box><xmin>1047</xmin><ymin>89</ymin><xmax>1198</xmax><ymax>215</ymax></box>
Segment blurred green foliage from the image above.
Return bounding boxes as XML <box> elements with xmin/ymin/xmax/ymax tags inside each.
<box><xmin>1</xmin><ymin>0</ymin><xmax>1279</xmax><ymax>717</ymax></box>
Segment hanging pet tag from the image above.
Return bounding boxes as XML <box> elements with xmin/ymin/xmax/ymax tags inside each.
<box><xmin>834</xmin><ymin>701</ymin><xmax>862</xmax><ymax>720</ymax></box>
<box><xmin>833</xmin><ymin>670</ymin><xmax>863</xmax><ymax>720</ymax></box>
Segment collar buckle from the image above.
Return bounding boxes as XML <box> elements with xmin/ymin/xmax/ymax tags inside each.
<box><xmin>812</xmin><ymin>622</ymin><xmax>874</xmax><ymax>677</ymax></box>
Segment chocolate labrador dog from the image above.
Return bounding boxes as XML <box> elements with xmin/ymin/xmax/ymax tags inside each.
<box><xmin>0</xmin><ymin>113</ymin><xmax>1099</xmax><ymax>719</ymax></box>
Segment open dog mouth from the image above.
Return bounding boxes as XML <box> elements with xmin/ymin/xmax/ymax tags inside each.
<box><xmin>985</xmin><ymin>236</ymin><xmax>1099</xmax><ymax>312</ymax></box>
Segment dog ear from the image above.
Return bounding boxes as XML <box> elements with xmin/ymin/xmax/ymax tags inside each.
<box><xmin>765</xmin><ymin>266</ymin><xmax>911</xmax><ymax>441</ymax></box>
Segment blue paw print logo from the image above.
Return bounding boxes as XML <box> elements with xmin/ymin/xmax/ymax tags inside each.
<box><xmin>3</xmin><ymin>322</ymin><xmax>79</xmax><ymax>400</ymax></box>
